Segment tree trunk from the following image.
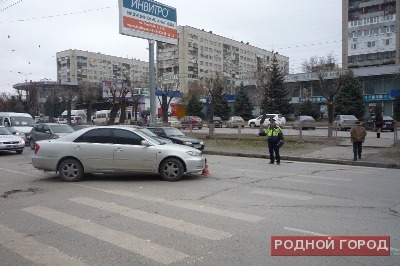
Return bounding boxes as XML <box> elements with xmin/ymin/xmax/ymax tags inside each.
<box><xmin>108</xmin><ymin>104</ymin><xmax>120</xmax><ymax>125</ymax></box>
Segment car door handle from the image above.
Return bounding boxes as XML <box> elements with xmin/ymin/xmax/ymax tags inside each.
<box><xmin>115</xmin><ymin>147</ymin><xmax>123</xmax><ymax>152</ymax></box>
<box><xmin>73</xmin><ymin>145</ymin><xmax>82</xmax><ymax>150</ymax></box>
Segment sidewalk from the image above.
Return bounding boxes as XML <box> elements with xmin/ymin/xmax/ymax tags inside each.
<box><xmin>203</xmin><ymin>137</ymin><xmax>400</xmax><ymax>169</ymax></box>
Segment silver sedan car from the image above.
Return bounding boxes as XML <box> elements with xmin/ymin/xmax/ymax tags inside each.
<box><xmin>32</xmin><ymin>126</ymin><xmax>205</xmax><ymax>182</ymax></box>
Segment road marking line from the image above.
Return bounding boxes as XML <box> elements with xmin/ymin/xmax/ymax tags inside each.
<box><xmin>251</xmin><ymin>190</ymin><xmax>312</xmax><ymax>201</ymax></box>
<box><xmin>284</xmin><ymin>227</ymin><xmax>400</xmax><ymax>255</ymax></box>
<box><xmin>74</xmin><ymin>185</ymin><xmax>264</xmax><ymax>223</ymax></box>
<box><xmin>69</xmin><ymin>197</ymin><xmax>230</xmax><ymax>240</ymax></box>
<box><xmin>0</xmin><ymin>167</ymin><xmax>39</xmax><ymax>177</ymax></box>
<box><xmin>282</xmin><ymin>178</ymin><xmax>336</xmax><ymax>186</ymax></box>
<box><xmin>233</xmin><ymin>169</ymin><xmax>351</xmax><ymax>181</ymax></box>
<box><xmin>22</xmin><ymin>206</ymin><xmax>189</xmax><ymax>265</ymax></box>
<box><xmin>0</xmin><ymin>224</ymin><xmax>88</xmax><ymax>266</ymax></box>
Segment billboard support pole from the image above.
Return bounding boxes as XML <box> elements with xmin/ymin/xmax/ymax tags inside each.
<box><xmin>149</xmin><ymin>39</ymin><xmax>156</xmax><ymax>126</ymax></box>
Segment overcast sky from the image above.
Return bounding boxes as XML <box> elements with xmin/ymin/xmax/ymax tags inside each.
<box><xmin>1</xmin><ymin>0</ymin><xmax>341</xmax><ymax>94</ymax></box>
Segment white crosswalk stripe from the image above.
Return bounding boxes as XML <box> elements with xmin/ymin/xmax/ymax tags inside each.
<box><xmin>69</xmin><ymin>196</ymin><xmax>231</xmax><ymax>240</ymax></box>
<box><xmin>251</xmin><ymin>190</ymin><xmax>313</xmax><ymax>201</ymax></box>
<box><xmin>74</xmin><ymin>184</ymin><xmax>265</xmax><ymax>223</ymax></box>
<box><xmin>22</xmin><ymin>206</ymin><xmax>189</xmax><ymax>265</ymax></box>
<box><xmin>0</xmin><ymin>224</ymin><xmax>89</xmax><ymax>266</ymax></box>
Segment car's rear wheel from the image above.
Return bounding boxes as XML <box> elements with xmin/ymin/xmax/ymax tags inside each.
<box><xmin>16</xmin><ymin>150</ymin><xmax>23</xmax><ymax>154</ymax></box>
<box><xmin>250</xmin><ymin>123</ymin><xmax>255</xmax><ymax>128</ymax></box>
<box><xmin>29</xmin><ymin>139</ymin><xmax>35</xmax><ymax>150</ymax></box>
<box><xmin>58</xmin><ymin>158</ymin><xmax>84</xmax><ymax>182</ymax></box>
<box><xmin>159</xmin><ymin>158</ymin><xmax>184</xmax><ymax>181</ymax></box>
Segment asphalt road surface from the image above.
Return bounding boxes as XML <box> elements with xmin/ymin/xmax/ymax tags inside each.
<box><xmin>0</xmin><ymin>148</ymin><xmax>399</xmax><ymax>265</ymax></box>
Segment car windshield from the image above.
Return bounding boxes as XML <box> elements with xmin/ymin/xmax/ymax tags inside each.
<box><xmin>0</xmin><ymin>127</ymin><xmax>12</xmax><ymax>135</ymax></box>
<box><xmin>10</xmin><ymin>116</ymin><xmax>35</xmax><ymax>126</ymax></box>
<box><xmin>164</xmin><ymin>127</ymin><xmax>185</xmax><ymax>136</ymax></box>
<box><xmin>49</xmin><ymin>124</ymin><xmax>75</xmax><ymax>133</ymax></box>
<box><xmin>383</xmin><ymin>116</ymin><xmax>393</xmax><ymax>120</ymax></box>
<box><xmin>300</xmin><ymin>116</ymin><xmax>314</xmax><ymax>120</ymax></box>
<box><xmin>138</xmin><ymin>128</ymin><xmax>158</xmax><ymax>137</ymax></box>
<box><xmin>213</xmin><ymin>117</ymin><xmax>221</xmax><ymax>121</ymax></box>
<box><xmin>169</xmin><ymin>117</ymin><xmax>179</xmax><ymax>121</ymax></box>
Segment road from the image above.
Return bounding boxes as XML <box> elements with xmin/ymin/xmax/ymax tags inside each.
<box><xmin>0</xmin><ymin>148</ymin><xmax>399</xmax><ymax>265</ymax></box>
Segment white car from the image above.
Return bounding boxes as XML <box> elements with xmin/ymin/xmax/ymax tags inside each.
<box><xmin>248</xmin><ymin>114</ymin><xmax>286</xmax><ymax>128</ymax></box>
<box><xmin>32</xmin><ymin>126</ymin><xmax>205</xmax><ymax>182</ymax></box>
<box><xmin>0</xmin><ymin>126</ymin><xmax>25</xmax><ymax>154</ymax></box>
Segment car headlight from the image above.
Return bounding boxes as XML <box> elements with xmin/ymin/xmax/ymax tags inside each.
<box><xmin>15</xmin><ymin>131</ymin><xmax>26</xmax><ymax>137</ymax></box>
<box><xmin>19</xmin><ymin>138</ymin><xmax>25</xmax><ymax>145</ymax></box>
<box><xmin>186</xmin><ymin>150</ymin><xmax>202</xmax><ymax>157</ymax></box>
<box><xmin>199</xmin><ymin>141</ymin><xmax>204</xmax><ymax>145</ymax></box>
<box><xmin>182</xmin><ymin>141</ymin><xmax>193</xmax><ymax>145</ymax></box>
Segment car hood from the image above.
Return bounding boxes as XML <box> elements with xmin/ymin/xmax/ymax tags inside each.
<box><xmin>167</xmin><ymin>135</ymin><xmax>202</xmax><ymax>143</ymax></box>
<box><xmin>0</xmin><ymin>135</ymin><xmax>23</xmax><ymax>142</ymax></box>
<box><xmin>8</xmin><ymin>126</ymin><xmax>33</xmax><ymax>134</ymax></box>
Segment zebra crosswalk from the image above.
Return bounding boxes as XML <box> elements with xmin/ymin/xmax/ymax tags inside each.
<box><xmin>0</xmin><ymin>185</ymin><xmax>342</xmax><ymax>265</ymax></box>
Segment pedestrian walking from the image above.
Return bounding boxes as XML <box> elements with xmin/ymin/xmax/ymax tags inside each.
<box><xmin>259</xmin><ymin>118</ymin><xmax>284</xmax><ymax>165</ymax></box>
<box><xmin>374</xmin><ymin>112</ymin><xmax>383</xmax><ymax>138</ymax></box>
<box><xmin>350</xmin><ymin>121</ymin><xmax>367</xmax><ymax>161</ymax></box>
<box><xmin>320</xmin><ymin>106</ymin><xmax>325</xmax><ymax>119</ymax></box>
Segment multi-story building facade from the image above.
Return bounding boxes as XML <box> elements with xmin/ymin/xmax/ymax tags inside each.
<box><xmin>157</xmin><ymin>26</ymin><xmax>289</xmax><ymax>94</ymax></box>
<box><xmin>56</xmin><ymin>49</ymin><xmax>149</xmax><ymax>86</ymax></box>
<box><xmin>343</xmin><ymin>0</ymin><xmax>399</xmax><ymax>69</ymax></box>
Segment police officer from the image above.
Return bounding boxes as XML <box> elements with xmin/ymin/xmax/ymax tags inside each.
<box><xmin>259</xmin><ymin>118</ymin><xmax>284</xmax><ymax>165</ymax></box>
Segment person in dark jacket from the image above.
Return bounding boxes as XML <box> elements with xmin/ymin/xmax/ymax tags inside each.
<box><xmin>259</xmin><ymin>118</ymin><xmax>284</xmax><ymax>165</ymax></box>
<box><xmin>374</xmin><ymin>113</ymin><xmax>383</xmax><ymax>138</ymax></box>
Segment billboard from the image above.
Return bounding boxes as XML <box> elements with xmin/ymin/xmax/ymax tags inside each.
<box><xmin>118</xmin><ymin>0</ymin><xmax>177</xmax><ymax>45</ymax></box>
<box><xmin>102</xmin><ymin>81</ymin><xmax>133</xmax><ymax>99</ymax></box>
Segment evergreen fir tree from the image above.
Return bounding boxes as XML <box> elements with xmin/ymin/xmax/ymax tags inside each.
<box><xmin>263</xmin><ymin>54</ymin><xmax>291</xmax><ymax>116</ymax></box>
<box><xmin>299</xmin><ymin>100</ymin><xmax>319</xmax><ymax>119</ymax></box>
<box><xmin>186</xmin><ymin>94</ymin><xmax>203</xmax><ymax>118</ymax></box>
<box><xmin>334</xmin><ymin>72</ymin><xmax>364</xmax><ymax>119</ymax></box>
<box><xmin>233</xmin><ymin>82</ymin><xmax>254</xmax><ymax>120</ymax></box>
<box><xmin>212</xmin><ymin>81</ymin><xmax>230</xmax><ymax>120</ymax></box>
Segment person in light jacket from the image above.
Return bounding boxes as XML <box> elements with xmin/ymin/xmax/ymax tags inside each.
<box><xmin>259</xmin><ymin>118</ymin><xmax>284</xmax><ymax>165</ymax></box>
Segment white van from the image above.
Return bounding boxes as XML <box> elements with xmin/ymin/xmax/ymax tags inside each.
<box><xmin>61</xmin><ymin>109</ymin><xmax>87</xmax><ymax>122</ymax></box>
<box><xmin>93</xmin><ymin>110</ymin><xmax>107</xmax><ymax>125</ymax></box>
<box><xmin>0</xmin><ymin>112</ymin><xmax>35</xmax><ymax>144</ymax></box>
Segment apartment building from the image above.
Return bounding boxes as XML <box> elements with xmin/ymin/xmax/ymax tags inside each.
<box><xmin>157</xmin><ymin>26</ymin><xmax>289</xmax><ymax>94</ymax></box>
<box><xmin>343</xmin><ymin>0</ymin><xmax>399</xmax><ymax>69</ymax></box>
<box><xmin>56</xmin><ymin>49</ymin><xmax>149</xmax><ymax>86</ymax></box>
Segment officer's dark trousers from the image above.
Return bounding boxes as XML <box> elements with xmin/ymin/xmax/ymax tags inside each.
<box><xmin>353</xmin><ymin>141</ymin><xmax>362</xmax><ymax>160</ymax></box>
<box><xmin>268</xmin><ymin>142</ymin><xmax>280</xmax><ymax>163</ymax></box>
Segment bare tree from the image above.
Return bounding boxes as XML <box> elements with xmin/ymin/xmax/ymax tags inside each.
<box><xmin>301</xmin><ymin>51</ymin><xmax>339</xmax><ymax>73</ymax></box>
<box><xmin>104</xmin><ymin>82</ymin><xmax>129</xmax><ymax>125</ymax></box>
<box><xmin>77</xmin><ymin>82</ymin><xmax>101</xmax><ymax>123</ymax></box>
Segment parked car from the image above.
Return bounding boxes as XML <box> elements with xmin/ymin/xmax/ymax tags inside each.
<box><xmin>155</xmin><ymin>117</ymin><xmax>182</xmax><ymax>128</ymax></box>
<box><xmin>54</xmin><ymin>117</ymin><xmax>67</xmax><ymax>124</ymax></box>
<box><xmin>209</xmin><ymin>116</ymin><xmax>223</xmax><ymax>128</ymax></box>
<box><xmin>332</xmin><ymin>115</ymin><xmax>359</xmax><ymax>131</ymax></box>
<box><xmin>29</xmin><ymin>123</ymin><xmax>75</xmax><ymax>149</ymax></box>
<box><xmin>147</xmin><ymin>126</ymin><xmax>205</xmax><ymax>150</ymax></box>
<box><xmin>364</xmin><ymin>115</ymin><xmax>395</xmax><ymax>132</ymax></box>
<box><xmin>226</xmin><ymin>116</ymin><xmax>245</xmax><ymax>128</ymax></box>
<box><xmin>32</xmin><ymin>126</ymin><xmax>205</xmax><ymax>182</ymax></box>
<box><xmin>247</xmin><ymin>114</ymin><xmax>286</xmax><ymax>128</ymax></box>
<box><xmin>291</xmin><ymin>116</ymin><xmax>316</xmax><ymax>130</ymax></box>
<box><xmin>0</xmin><ymin>126</ymin><xmax>25</xmax><ymax>154</ymax></box>
<box><xmin>180</xmin><ymin>116</ymin><xmax>203</xmax><ymax>129</ymax></box>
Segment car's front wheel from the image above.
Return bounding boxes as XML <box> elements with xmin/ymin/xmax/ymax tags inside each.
<box><xmin>16</xmin><ymin>150</ymin><xmax>23</xmax><ymax>154</ymax></box>
<box><xmin>159</xmin><ymin>158</ymin><xmax>184</xmax><ymax>181</ymax></box>
<box><xmin>58</xmin><ymin>158</ymin><xmax>84</xmax><ymax>182</ymax></box>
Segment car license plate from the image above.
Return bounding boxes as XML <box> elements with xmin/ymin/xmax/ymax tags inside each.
<box><xmin>194</xmin><ymin>145</ymin><xmax>201</xmax><ymax>148</ymax></box>
<box><xmin>6</xmin><ymin>145</ymin><xmax>16</xmax><ymax>148</ymax></box>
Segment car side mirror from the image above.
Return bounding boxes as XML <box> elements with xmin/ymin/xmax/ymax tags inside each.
<box><xmin>141</xmin><ymin>140</ymin><xmax>151</xmax><ymax>146</ymax></box>
<box><xmin>45</xmin><ymin>130</ymin><xmax>51</xmax><ymax>134</ymax></box>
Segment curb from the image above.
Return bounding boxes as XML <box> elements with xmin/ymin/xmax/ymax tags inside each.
<box><xmin>202</xmin><ymin>150</ymin><xmax>400</xmax><ymax>169</ymax></box>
